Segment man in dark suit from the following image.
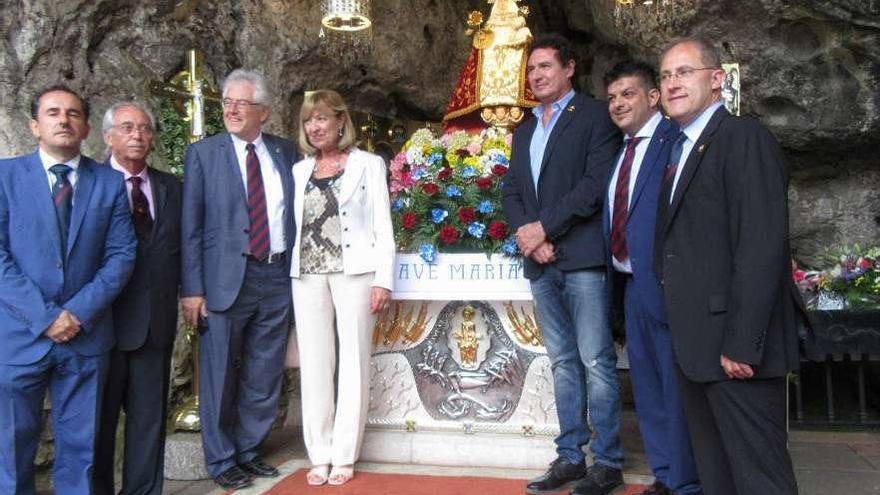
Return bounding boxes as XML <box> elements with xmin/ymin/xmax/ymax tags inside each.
<box><xmin>0</xmin><ymin>85</ymin><xmax>136</xmax><ymax>494</ymax></box>
<box><xmin>501</xmin><ymin>33</ymin><xmax>624</xmax><ymax>495</ymax></box>
<box><xmin>93</xmin><ymin>102</ymin><xmax>181</xmax><ymax>495</ymax></box>
<box><xmin>181</xmin><ymin>69</ymin><xmax>298</xmax><ymax>490</ymax></box>
<box><xmin>655</xmin><ymin>37</ymin><xmax>802</xmax><ymax>494</ymax></box>
<box><xmin>603</xmin><ymin>61</ymin><xmax>701</xmax><ymax>495</ymax></box>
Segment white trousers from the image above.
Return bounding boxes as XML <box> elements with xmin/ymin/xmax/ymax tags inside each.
<box><xmin>292</xmin><ymin>272</ymin><xmax>375</xmax><ymax>467</ymax></box>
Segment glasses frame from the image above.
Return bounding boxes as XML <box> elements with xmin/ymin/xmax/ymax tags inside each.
<box><xmin>659</xmin><ymin>66</ymin><xmax>718</xmax><ymax>84</ymax></box>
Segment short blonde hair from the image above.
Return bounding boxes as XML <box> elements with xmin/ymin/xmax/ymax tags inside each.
<box><xmin>298</xmin><ymin>89</ymin><xmax>357</xmax><ymax>155</ymax></box>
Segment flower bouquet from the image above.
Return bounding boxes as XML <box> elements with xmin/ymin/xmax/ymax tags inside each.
<box><xmin>794</xmin><ymin>245</ymin><xmax>880</xmax><ymax>309</ymax></box>
<box><xmin>389</xmin><ymin>127</ymin><xmax>519</xmax><ymax>262</ymax></box>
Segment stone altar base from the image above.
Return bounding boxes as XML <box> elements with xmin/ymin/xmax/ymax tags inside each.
<box><xmin>360</xmin><ymin>428</ymin><xmax>557</xmax><ymax>469</ymax></box>
<box><xmin>164</xmin><ymin>432</ymin><xmax>210</xmax><ymax>480</ymax></box>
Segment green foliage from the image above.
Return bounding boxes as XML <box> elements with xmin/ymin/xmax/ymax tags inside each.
<box><xmin>155</xmin><ymin>101</ymin><xmax>224</xmax><ymax>178</ymax></box>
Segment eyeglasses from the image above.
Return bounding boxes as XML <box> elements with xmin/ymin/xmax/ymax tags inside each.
<box><xmin>659</xmin><ymin>67</ymin><xmax>717</xmax><ymax>83</ymax></box>
<box><xmin>114</xmin><ymin>123</ymin><xmax>154</xmax><ymax>135</ymax></box>
<box><xmin>221</xmin><ymin>98</ymin><xmax>263</xmax><ymax>108</ymax></box>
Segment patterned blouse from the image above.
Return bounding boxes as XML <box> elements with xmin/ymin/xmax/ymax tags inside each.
<box><xmin>300</xmin><ymin>171</ymin><xmax>344</xmax><ymax>274</ymax></box>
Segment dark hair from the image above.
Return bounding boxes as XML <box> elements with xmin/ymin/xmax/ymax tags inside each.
<box><xmin>30</xmin><ymin>84</ymin><xmax>90</xmax><ymax>120</ymax></box>
<box><xmin>528</xmin><ymin>33</ymin><xmax>576</xmax><ymax>68</ymax></box>
<box><xmin>603</xmin><ymin>59</ymin><xmax>658</xmax><ymax>91</ymax></box>
<box><xmin>660</xmin><ymin>36</ymin><xmax>721</xmax><ymax>69</ymax></box>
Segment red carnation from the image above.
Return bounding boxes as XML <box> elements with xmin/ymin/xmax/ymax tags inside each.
<box><xmin>476</xmin><ymin>176</ymin><xmax>494</xmax><ymax>191</ymax></box>
<box><xmin>401</xmin><ymin>211</ymin><xmax>418</xmax><ymax>230</ymax></box>
<box><xmin>421</xmin><ymin>183</ymin><xmax>440</xmax><ymax>196</ymax></box>
<box><xmin>457</xmin><ymin>207</ymin><xmax>476</xmax><ymax>224</ymax></box>
<box><xmin>488</xmin><ymin>220</ymin><xmax>508</xmax><ymax>240</ymax></box>
<box><xmin>439</xmin><ymin>225</ymin><xmax>460</xmax><ymax>245</ymax></box>
<box><xmin>437</xmin><ymin>167</ymin><xmax>453</xmax><ymax>181</ymax></box>
<box><xmin>492</xmin><ymin>164</ymin><xmax>508</xmax><ymax>176</ymax></box>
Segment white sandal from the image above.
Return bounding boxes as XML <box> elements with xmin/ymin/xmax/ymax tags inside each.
<box><xmin>306</xmin><ymin>464</ymin><xmax>329</xmax><ymax>486</ymax></box>
<box><xmin>328</xmin><ymin>465</ymin><xmax>354</xmax><ymax>485</ymax></box>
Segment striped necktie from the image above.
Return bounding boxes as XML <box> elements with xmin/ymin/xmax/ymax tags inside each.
<box><xmin>49</xmin><ymin>164</ymin><xmax>73</xmax><ymax>249</ymax></box>
<box><xmin>245</xmin><ymin>143</ymin><xmax>270</xmax><ymax>261</ymax></box>
<box><xmin>610</xmin><ymin>137</ymin><xmax>642</xmax><ymax>263</ymax></box>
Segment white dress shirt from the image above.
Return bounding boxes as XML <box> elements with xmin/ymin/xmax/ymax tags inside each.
<box><xmin>109</xmin><ymin>156</ymin><xmax>155</xmax><ymax>218</ymax></box>
<box><xmin>230</xmin><ymin>133</ymin><xmax>287</xmax><ymax>254</ymax></box>
<box><xmin>607</xmin><ymin>111</ymin><xmax>663</xmax><ymax>273</ymax></box>
<box><xmin>39</xmin><ymin>148</ymin><xmax>80</xmax><ymax>192</ymax></box>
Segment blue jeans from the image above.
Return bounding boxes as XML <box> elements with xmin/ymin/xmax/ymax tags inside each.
<box><xmin>530</xmin><ymin>266</ymin><xmax>623</xmax><ymax>469</ymax></box>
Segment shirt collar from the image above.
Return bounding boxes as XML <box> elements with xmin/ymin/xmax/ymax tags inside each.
<box><xmin>627</xmin><ymin>111</ymin><xmax>663</xmax><ymax>142</ymax></box>
<box><xmin>109</xmin><ymin>155</ymin><xmax>149</xmax><ymax>182</ymax></box>
<box><xmin>230</xmin><ymin>132</ymin><xmax>265</xmax><ymax>153</ymax></box>
<box><xmin>681</xmin><ymin>101</ymin><xmax>724</xmax><ymax>144</ymax></box>
<box><xmin>39</xmin><ymin>148</ymin><xmax>80</xmax><ymax>173</ymax></box>
<box><xmin>532</xmin><ymin>89</ymin><xmax>576</xmax><ymax>119</ymax></box>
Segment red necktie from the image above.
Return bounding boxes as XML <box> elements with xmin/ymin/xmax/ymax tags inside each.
<box><xmin>50</xmin><ymin>164</ymin><xmax>73</xmax><ymax>249</ymax></box>
<box><xmin>128</xmin><ymin>176</ymin><xmax>153</xmax><ymax>240</ymax></box>
<box><xmin>245</xmin><ymin>143</ymin><xmax>270</xmax><ymax>261</ymax></box>
<box><xmin>610</xmin><ymin>137</ymin><xmax>642</xmax><ymax>263</ymax></box>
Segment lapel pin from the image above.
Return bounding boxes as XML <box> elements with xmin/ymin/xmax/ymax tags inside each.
<box><xmin>566</xmin><ymin>105</ymin><xmax>575</xmax><ymax>112</ymax></box>
<box><xmin>698</xmin><ymin>144</ymin><xmax>706</xmax><ymax>153</ymax></box>
<box><xmin>275</xmin><ymin>147</ymin><xmax>281</xmax><ymax>153</ymax></box>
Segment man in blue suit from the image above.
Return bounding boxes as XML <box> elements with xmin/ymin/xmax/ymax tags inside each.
<box><xmin>603</xmin><ymin>61</ymin><xmax>701</xmax><ymax>495</ymax></box>
<box><xmin>0</xmin><ymin>85</ymin><xmax>136</xmax><ymax>494</ymax></box>
<box><xmin>181</xmin><ymin>69</ymin><xmax>298</xmax><ymax>490</ymax></box>
<box><xmin>502</xmin><ymin>34</ymin><xmax>623</xmax><ymax>495</ymax></box>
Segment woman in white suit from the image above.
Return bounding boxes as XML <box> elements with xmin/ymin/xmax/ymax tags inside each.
<box><xmin>288</xmin><ymin>90</ymin><xmax>395</xmax><ymax>486</ymax></box>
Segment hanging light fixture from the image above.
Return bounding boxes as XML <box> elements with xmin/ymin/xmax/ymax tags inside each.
<box><xmin>613</xmin><ymin>0</ymin><xmax>696</xmax><ymax>34</ymax></box>
<box><xmin>319</xmin><ymin>0</ymin><xmax>373</xmax><ymax>62</ymax></box>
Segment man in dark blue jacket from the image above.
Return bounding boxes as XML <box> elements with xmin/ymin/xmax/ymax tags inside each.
<box><xmin>502</xmin><ymin>33</ymin><xmax>623</xmax><ymax>495</ymax></box>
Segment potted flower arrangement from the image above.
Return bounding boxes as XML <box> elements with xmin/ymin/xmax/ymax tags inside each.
<box><xmin>794</xmin><ymin>245</ymin><xmax>880</xmax><ymax>310</ymax></box>
<box><xmin>389</xmin><ymin>127</ymin><xmax>519</xmax><ymax>262</ymax></box>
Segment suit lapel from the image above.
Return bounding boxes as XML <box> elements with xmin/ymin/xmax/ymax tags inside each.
<box><xmin>263</xmin><ymin>134</ymin><xmax>293</xmax><ymax>202</ymax></box>
<box><xmin>148</xmin><ymin>167</ymin><xmax>167</xmax><ymax>238</ymax></box>
<box><xmin>537</xmin><ymin>96</ymin><xmax>579</xmax><ymax>180</ymax></box>
<box><xmin>221</xmin><ymin>134</ymin><xmax>247</xmax><ymax>206</ymax></box>
<box><xmin>662</xmin><ymin>107</ymin><xmax>728</xmax><ymax>234</ymax></box>
<box><xmin>67</xmin><ymin>158</ymin><xmax>96</xmax><ymax>257</ymax></box>
<box><xmin>628</xmin><ymin>118</ymin><xmax>672</xmax><ymax>217</ymax></box>
<box><xmin>336</xmin><ymin>150</ymin><xmax>366</xmax><ymax>205</ymax></box>
<box><xmin>24</xmin><ymin>152</ymin><xmax>62</xmax><ymax>252</ymax></box>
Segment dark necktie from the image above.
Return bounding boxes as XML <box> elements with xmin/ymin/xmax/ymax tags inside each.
<box><xmin>128</xmin><ymin>176</ymin><xmax>153</xmax><ymax>240</ymax></box>
<box><xmin>50</xmin><ymin>164</ymin><xmax>73</xmax><ymax>249</ymax></box>
<box><xmin>661</xmin><ymin>132</ymin><xmax>688</xmax><ymax>204</ymax></box>
<box><xmin>245</xmin><ymin>143</ymin><xmax>270</xmax><ymax>261</ymax></box>
<box><xmin>610</xmin><ymin>137</ymin><xmax>642</xmax><ymax>263</ymax></box>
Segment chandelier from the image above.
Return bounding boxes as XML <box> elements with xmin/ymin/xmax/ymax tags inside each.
<box><xmin>319</xmin><ymin>0</ymin><xmax>373</xmax><ymax>62</ymax></box>
<box><xmin>613</xmin><ymin>0</ymin><xmax>696</xmax><ymax>33</ymax></box>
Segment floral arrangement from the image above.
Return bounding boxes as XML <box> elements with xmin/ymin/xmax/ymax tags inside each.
<box><xmin>793</xmin><ymin>245</ymin><xmax>880</xmax><ymax>309</ymax></box>
<box><xmin>389</xmin><ymin>126</ymin><xmax>519</xmax><ymax>262</ymax></box>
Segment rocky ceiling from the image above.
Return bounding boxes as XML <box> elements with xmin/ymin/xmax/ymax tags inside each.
<box><xmin>0</xmin><ymin>0</ymin><xmax>877</xmax><ymax>262</ymax></box>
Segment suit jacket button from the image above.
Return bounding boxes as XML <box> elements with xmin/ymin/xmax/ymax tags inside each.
<box><xmin>345</xmin><ymin>244</ymin><xmax>350</xmax><ymax>248</ymax></box>
<box><xmin>56</xmin><ymin>261</ymin><xmax>62</xmax><ymax>268</ymax></box>
<box><xmin>344</xmin><ymin>227</ymin><xmax>349</xmax><ymax>232</ymax></box>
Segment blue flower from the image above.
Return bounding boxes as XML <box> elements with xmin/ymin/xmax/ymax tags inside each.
<box><xmin>477</xmin><ymin>200</ymin><xmax>494</xmax><ymax>214</ymax></box>
<box><xmin>446</xmin><ymin>185</ymin><xmax>462</xmax><ymax>198</ymax></box>
<box><xmin>419</xmin><ymin>243</ymin><xmax>438</xmax><ymax>263</ymax></box>
<box><xmin>392</xmin><ymin>198</ymin><xmax>405</xmax><ymax>212</ymax></box>
<box><xmin>467</xmin><ymin>222</ymin><xmax>486</xmax><ymax>239</ymax></box>
<box><xmin>427</xmin><ymin>152</ymin><xmax>444</xmax><ymax>167</ymax></box>
<box><xmin>502</xmin><ymin>237</ymin><xmax>519</xmax><ymax>255</ymax></box>
<box><xmin>460</xmin><ymin>166</ymin><xmax>477</xmax><ymax>178</ymax></box>
<box><xmin>430</xmin><ymin>208</ymin><xmax>449</xmax><ymax>223</ymax></box>
<box><xmin>411</xmin><ymin>166</ymin><xmax>429</xmax><ymax>180</ymax></box>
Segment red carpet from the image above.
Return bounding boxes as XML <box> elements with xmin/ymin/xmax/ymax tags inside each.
<box><xmin>265</xmin><ymin>469</ymin><xmax>647</xmax><ymax>495</ymax></box>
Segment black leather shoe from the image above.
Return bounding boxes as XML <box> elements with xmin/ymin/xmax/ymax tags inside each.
<box><xmin>214</xmin><ymin>465</ymin><xmax>253</xmax><ymax>490</ymax></box>
<box><xmin>239</xmin><ymin>455</ymin><xmax>280</xmax><ymax>477</ymax></box>
<box><xmin>636</xmin><ymin>481</ymin><xmax>672</xmax><ymax>495</ymax></box>
<box><xmin>570</xmin><ymin>463</ymin><xmax>624</xmax><ymax>495</ymax></box>
<box><xmin>526</xmin><ymin>457</ymin><xmax>587</xmax><ymax>494</ymax></box>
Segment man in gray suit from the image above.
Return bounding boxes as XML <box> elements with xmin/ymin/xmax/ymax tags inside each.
<box><xmin>181</xmin><ymin>69</ymin><xmax>298</xmax><ymax>490</ymax></box>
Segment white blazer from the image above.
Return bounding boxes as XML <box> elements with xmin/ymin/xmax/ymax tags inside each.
<box><xmin>289</xmin><ymin>148</ymin><xmax>396</xmax><ymax>290</ymax></box>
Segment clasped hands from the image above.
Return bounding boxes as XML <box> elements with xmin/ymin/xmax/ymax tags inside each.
<box><xmin>516</xmin><ymin>221</ymin><xmax>555</xmax><ymax>264</ymax></box>
<box><xmin>44</xmin><ymin>309</ymin><xmax>81</xmax><ymax>343</ymax></box>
